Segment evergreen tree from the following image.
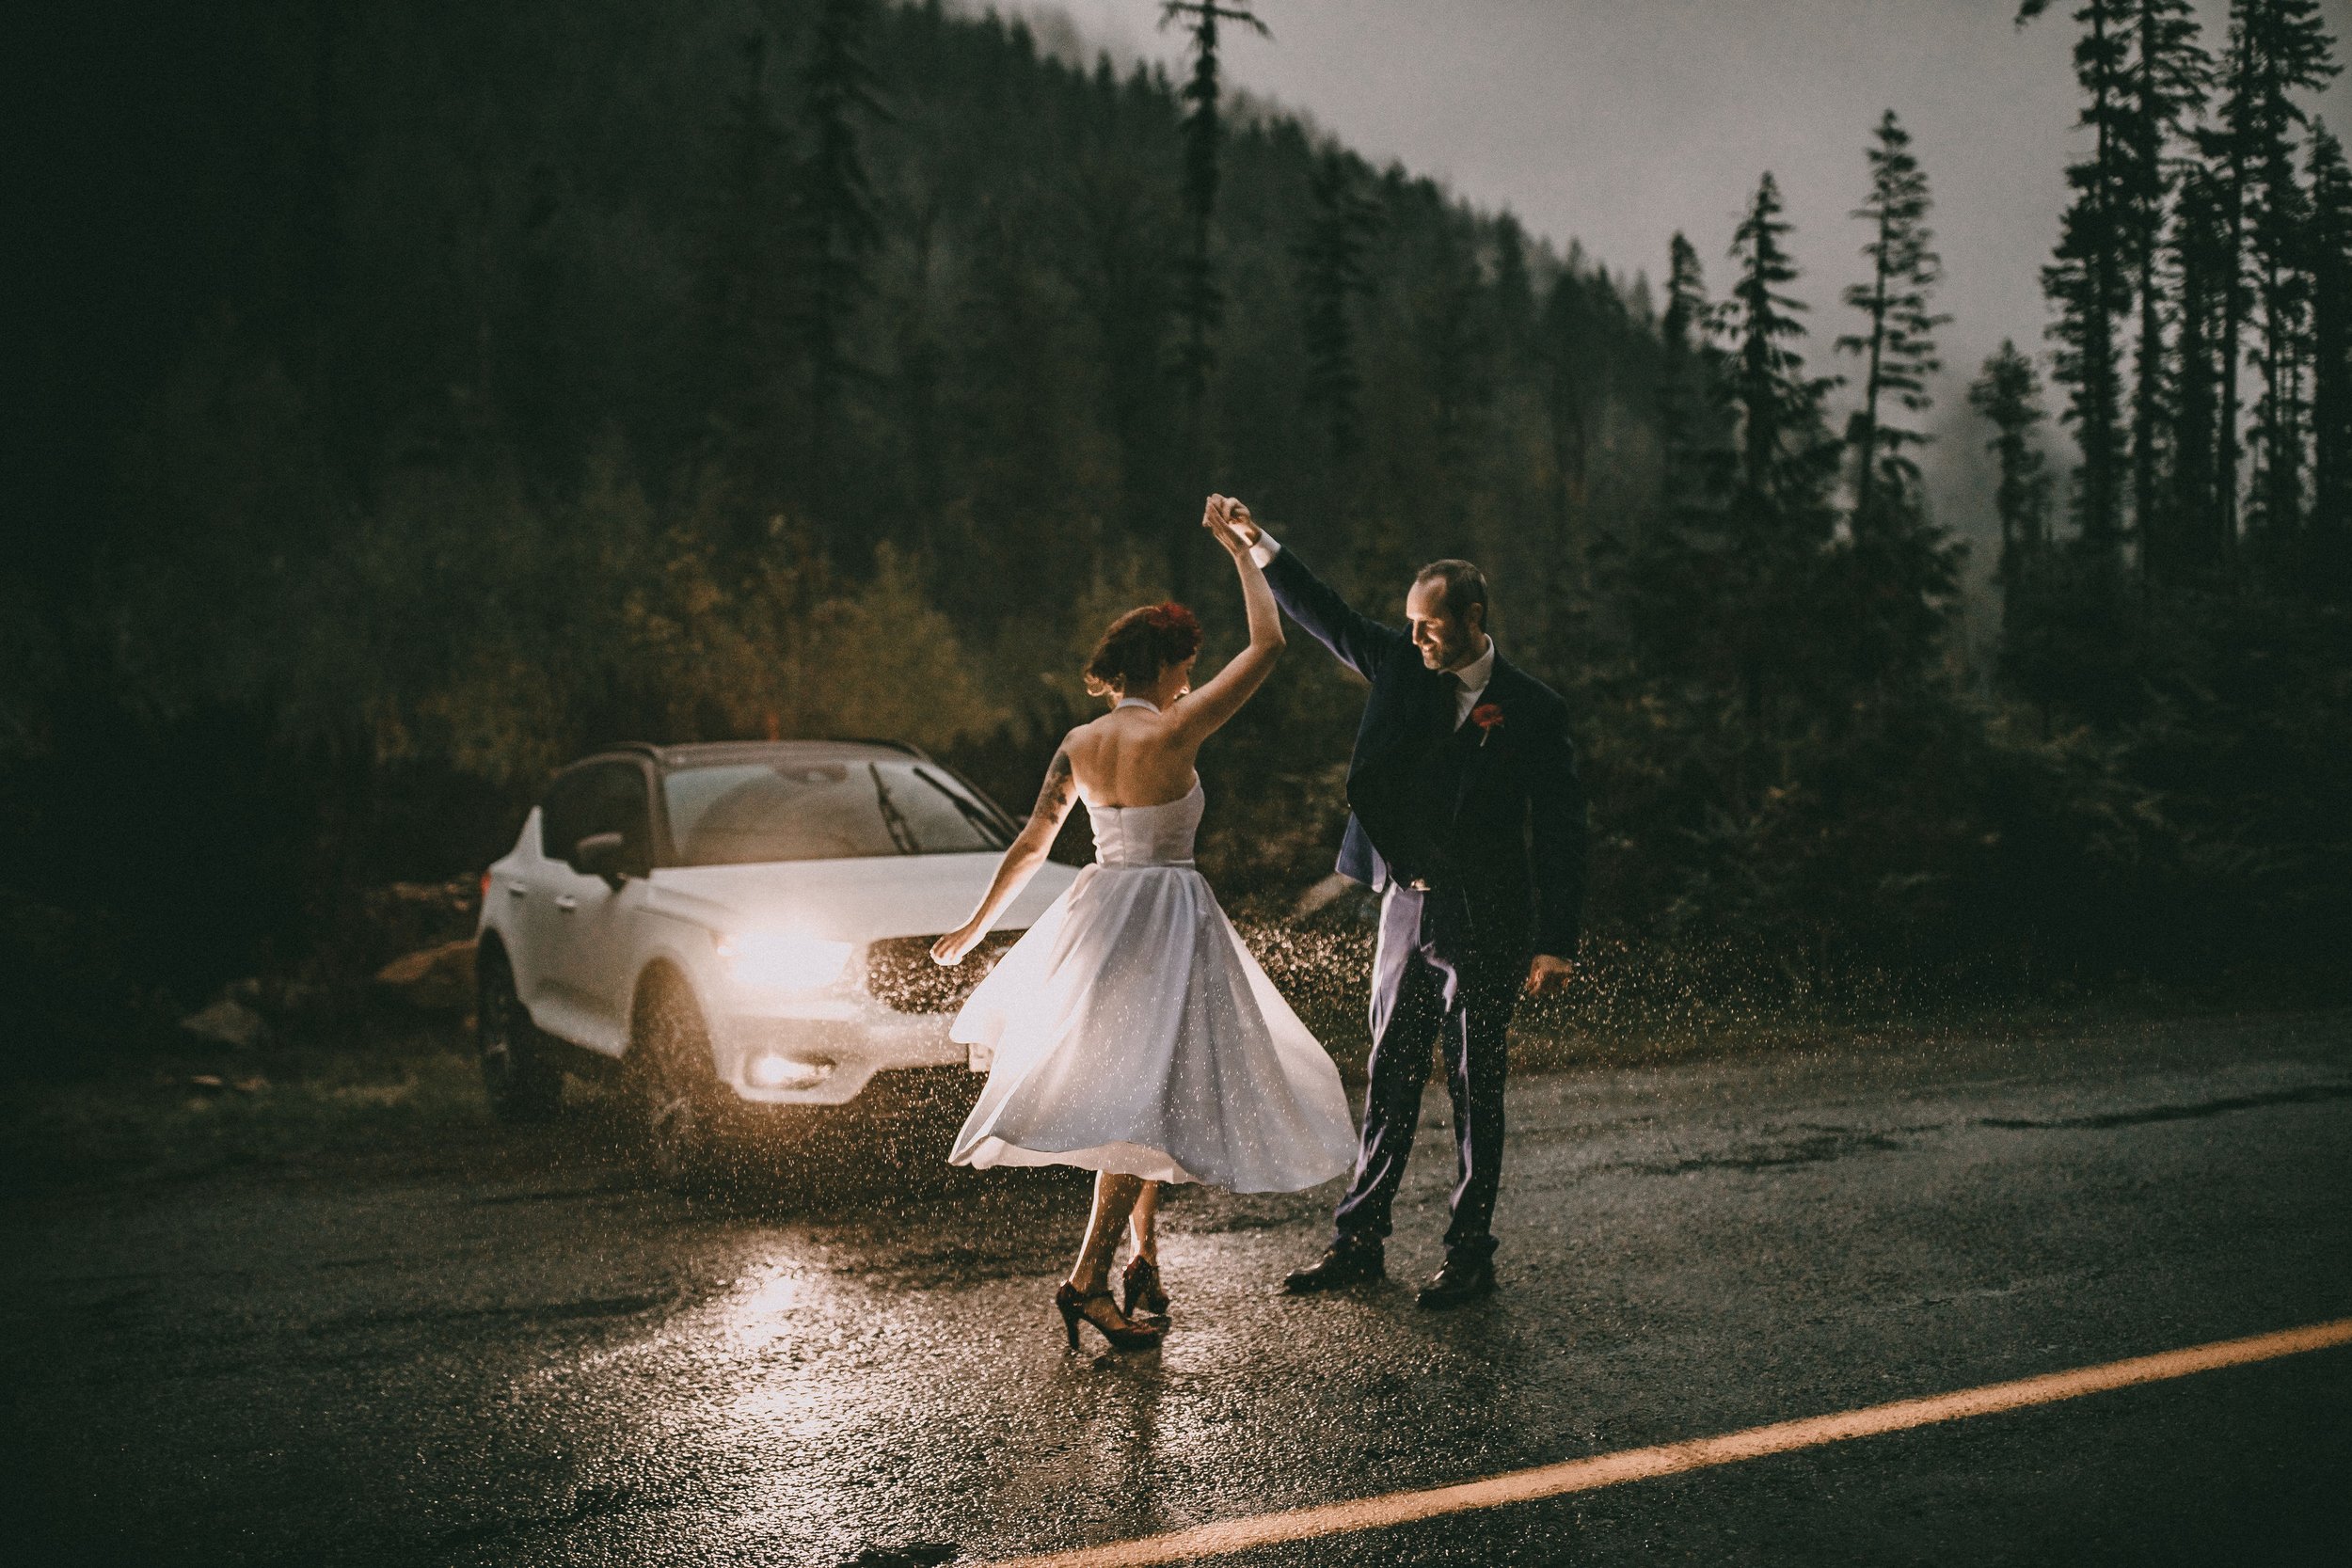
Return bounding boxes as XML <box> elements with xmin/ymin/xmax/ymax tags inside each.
<box><xmin>1837</xmin><ymin>110</ymin><xmax>1948</xmax><ymax>528</ymax></box>
<box><xmin>1158</xmin><ymin>2</ymin><xmax>1268</xmax><ymax>399</ymax></box>
<box><xmin>1538</xmin><ymin>267</ymin><xmax>1603</xmax><ymax>632</ymax></box>
<box><xmin>1719</xmin><ymin>173</ymin><xmax>1842</xmax><ymax>730</ymax></box>
<box><xmin>2304</xmin><ymin>120</ymin><xmax>2352</xmax><ymax>587</ymax></box>
<box><xmin>1424</xmin><ymin>218</ymin><xmax>1490</xmax><ymax>533</ymax></box>
<box><xmin>695</xmin><ymin>32</ymin><xmax>795</xmax><ymax>524</ymax></box>
<box><xmin>1157</xmin><ymin>0</ymin><xmax>1269</xmax><ymax>592</ymax></box>
<box><xmin>2203</xmin><ymin>0</ymin><xmax>2339</xmax><ymax>556</ymax></box>
<box><xmin>2019</xmin><ymin>0</ymin><xmax>2134</xmax><ymax>551</ymax></box>
<box><xmin>1293</xmin><ymin>148</ymin><xmax>1380</xmax><ymax>466</ymax></box>
<box><xmin>2116</xmin><ymin>1</ymin><xmax>2212</xmax><ymax>551</ymax></box>
<box><xmin>1609</xmin><ymin>234</ymin><xmax>1732</xmax><ymax>686</ymax></box>
<box><xmin>2239</xmin><ymin>0</ymin><xmax>2339</xmax><ymax>546</ymax></box>
<box><xmin>2165</xmin><ymin>163</ymin><xmax>2232</xmax><ymax>577</ymax></box>
<box><xmin>1837</xmin><ymin>112</ymin><xmax>1960</xmax><ymax>691</ymax></box>
<box><xmin>1969</xmin><ymin>341</ymin><xmax>2057</xmax><ymax>618</ymax></box>
<box><xmin>1490</xmin><ymin>214</ymin><xmax>1538</xmax><ymax>357</ymax></box>
<box><xmin>1724</xmin><ymin>174</ymin><xmax>1841</xmax><ymax>522</ymax></box>
<box><xmin>1656</xmin><ymin>232</ymin><xmax>1727</xmax><ymax>512</ymax></box>
<box><xmin>1608</xmin><ymin>238</ymin><xmax>1724</xmax><ymax>698</ymax></box>
<box><xmin>795</xmin><ymin>0</ymin><xmax>890</xmax><ymax>528</ymax></box>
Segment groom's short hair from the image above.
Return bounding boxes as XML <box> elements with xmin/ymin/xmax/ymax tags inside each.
<box><xmin>1413</xmin><ymin>560</ymin><xmax>1487</xmax><ymax>626</ymax></box>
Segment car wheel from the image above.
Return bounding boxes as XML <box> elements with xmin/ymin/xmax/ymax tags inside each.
<box><xmin>625</xmin><ymin>973</ymin><xmax>736</xmax><ymax>1189</ymax></box>
<box><xmin>476</xmin><ymin>942</ymin><xmax>563</xmax><ymax>1122</ymax></box>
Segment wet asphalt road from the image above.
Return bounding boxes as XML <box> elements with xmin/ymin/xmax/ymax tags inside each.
<box><xmin>7</xmin><ymin>1010</ymin><xmax>2351</xmax><ymax>1568</ymax></box>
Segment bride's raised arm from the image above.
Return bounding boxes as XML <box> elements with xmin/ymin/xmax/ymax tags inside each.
<box><xmin>1172</xmin><ymin>497</ymin><xmax>1284</xmax><ymax>742</ymax></box>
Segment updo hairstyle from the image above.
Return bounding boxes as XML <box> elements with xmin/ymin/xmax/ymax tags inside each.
<box><xmin>1083</xmin><ymin>601</ymin><xmax>1203</xmax><ymax>698</ymax></box>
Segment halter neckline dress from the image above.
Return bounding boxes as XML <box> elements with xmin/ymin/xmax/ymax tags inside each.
<box><xmin>946</xmin><ymin>701</ymin><xmax>1357</xmax><ymax>1193</ymax></box>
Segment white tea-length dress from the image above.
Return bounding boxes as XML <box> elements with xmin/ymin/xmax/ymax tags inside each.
<box><xmin>948</xmin><ymin>724</ymin><xmax>1357</xmax><ymax>1193</ymax></box>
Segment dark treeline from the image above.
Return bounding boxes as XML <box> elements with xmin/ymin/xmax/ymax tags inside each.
<box><xmin>6</xmin><ymin>0</ymin><xmax>2347</xmax><ymax>1058</ymax></box>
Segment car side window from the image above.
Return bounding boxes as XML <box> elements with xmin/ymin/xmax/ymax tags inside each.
<box><xmin>581</xmin><ymin>766</ymin><xmax>653</xmax><ymax>870</ymax></box>
<box><xmin>539</xmin><ymin>770</ymin><xmax>593</xmax><ymax>862</ymax></box>
<box><xmin>539</xmin><ymin>762</ymin><xmax>652</xmax><ymax>869</ymax></box>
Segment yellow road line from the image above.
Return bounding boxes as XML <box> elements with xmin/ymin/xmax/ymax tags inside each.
<box><xmin>982</xmin><ymin>1316</ymin><xmax>2352</xmax><ymax>1568</ymax></box>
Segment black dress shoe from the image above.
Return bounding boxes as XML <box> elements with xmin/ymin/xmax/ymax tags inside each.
<box><xmin>1281</xmin><ymin>1242</ymin><xmax>1386</xmax><ymax>1293</ymax></box>
<box><xmin>1415</xmin><ymin>1254</ymin><xmax>1497</xmax><ymax>1310</ymax></box>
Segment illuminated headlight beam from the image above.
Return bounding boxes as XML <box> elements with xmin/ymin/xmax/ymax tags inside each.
<box><xmin>715</xmin><ymin>929</ymin><xmax>852</xmax><ymax>992</ymax></box>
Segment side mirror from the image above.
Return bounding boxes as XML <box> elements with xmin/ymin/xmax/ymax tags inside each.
<box><xmin>570</xmin><ymin>832</ymin><xmax>631</xmax><ymax>889</ymax></box>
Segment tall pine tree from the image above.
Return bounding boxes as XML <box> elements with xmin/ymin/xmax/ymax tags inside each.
<box><xmin>1838</xmin><ymin>110</ymin><xmax>1948</xmax><ymax>529</ymax></box>
<box><xmin>1294</xmin><ymin>148</ymin><xmax>1380</xmax><ymax>467</ymax></box>
<box><xmin>1837</xmin><ymin>112</ymin><xmax>1960</xmax><ymax>690</ymax></box>
<box><xmin>2240</xmin><ymin>0</ymin><xmax>2339</xmax><ymax>546</ymax></box>
<box><xmin>2020</xmin><ymin>0</ymin><xmax>2134</xmax><ymax>552</ymax></box>
<box><xmin>1719</xmin><ymin>173</ymin><xmax>1842</xmax><ymax>732</ymax></box>
<box><xmin>1969</xmin><ymin>341</ymin><xmax>2057</xmax><ymax>620</ymax></box>
<box><xmin>2204</xmin><ymin>0</ymin><xmax>2339</xmax><ymax>556</ymax></box>
<box><xmin>2164</xmin><ymin>162</ymin><xmax>2232</xmax><ymax>577</ymax></box>
<box><xmin>2305</xmin><ymin>120</ymin><xmax>2352</xmax><ymax>586</ymax></box>
<box><xmin>795</xmin><ymin>0</ymin><xmax>889</xmax><ymax>534</ymax></box>
<box><xmin>2116</xmin><ymin>1</ymin><xmax>2211</xmax><ymax>554</ymax></box>
<box><xmin>1724</xmin><ymin>174</ymin><xmax>1841</xmax><ymax>523</ymax></box>
<box><xmin>696</xmin><ymin>32</ymin><xmax>795</xmax><ymax>520</ymax></box>
<box><xmin>1157</xmin><ymin>0</ymin><xmax>1269</xmax><ymax>592</ymax></box>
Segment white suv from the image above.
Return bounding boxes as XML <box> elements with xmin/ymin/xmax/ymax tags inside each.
<box><xmin>473</xmin><ymin>740</ymin><xmax>1073</xmax><ymax>1171</ymax></box>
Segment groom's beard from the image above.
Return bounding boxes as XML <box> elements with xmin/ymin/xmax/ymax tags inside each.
<box><xmin>1423</xmin><ymin>633</ymin><xmax>1483</xmax><ymax>672</ymax></box>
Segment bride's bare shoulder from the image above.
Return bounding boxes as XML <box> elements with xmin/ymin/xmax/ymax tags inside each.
<box><xmin>1059</xmin><ymin>720</ymin><xmax>1108</xmax><ymax>770</ymax></box>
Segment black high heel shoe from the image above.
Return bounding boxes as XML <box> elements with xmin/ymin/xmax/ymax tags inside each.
<box><xmin>1121</xmin><ymin>1255</ymin><xmax>1171</xmax><ymax>1325</ymax></box>
<box><xmin>1056</xmin><ymin>1280</ymin><xmax>1165</xmax><ymax>1352</ymax></box>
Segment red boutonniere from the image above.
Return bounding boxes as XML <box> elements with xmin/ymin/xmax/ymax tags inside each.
<box><xmin>1470</xmin><ymin>703</ymin><xmax>1506</xmax><ymax>746</ymax></box>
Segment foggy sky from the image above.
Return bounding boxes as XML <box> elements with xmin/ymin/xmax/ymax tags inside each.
<box><xmin>994</xmin><ymin>0</ymin><xmax>2352</xmax><ymax>601</ymax></box>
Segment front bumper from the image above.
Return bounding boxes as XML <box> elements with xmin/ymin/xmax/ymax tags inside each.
<box><xmin>707</xmin><ymin>996</ymin><xmax>971</xmax><ymax>1106</ymax></box>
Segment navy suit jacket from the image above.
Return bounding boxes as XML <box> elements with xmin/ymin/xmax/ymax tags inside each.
<box><xmin>1264</xmin><ymin>545</ymin><xmax>1589</xmax><ymax>961</ymax></box>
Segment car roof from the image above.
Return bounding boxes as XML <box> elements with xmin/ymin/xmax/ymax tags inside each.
<box><xmin>573</xmin><ymin>739</ymin><xmax>931</xmax><ymax>772</ymax></box>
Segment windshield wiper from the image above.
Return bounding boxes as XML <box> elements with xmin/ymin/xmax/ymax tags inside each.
<box><xmin>914</xmin><ymin>767</ymin><xmax>1013</xmax><ymax>847</ymax></box>
<box><xmin>868</xmin><ymin>764</ymin><xmax>919</xmax><ymax>855</ymax></box>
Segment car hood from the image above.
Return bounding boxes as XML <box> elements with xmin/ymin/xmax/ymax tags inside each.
<box><xmin>643</xmin><ymin>854</ymin><xmax>1079</xmax><ymax>943</ymax></box>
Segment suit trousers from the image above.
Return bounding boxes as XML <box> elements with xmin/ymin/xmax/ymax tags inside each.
<box><xmin>1330</xmin><ymin>883</ymin><xmax>1523</xmax><ymax>1262</ymax></box>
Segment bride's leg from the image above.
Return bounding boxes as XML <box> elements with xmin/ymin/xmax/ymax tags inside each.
<box><xmin>1127</xmin><ymin>1180</ymin><xmax>1160</xmax><ymax>1264</ymax></box>
<box><xmin>1071</xmin><ymin>1172</ymin><xmax>1146</xmax><ymax>1294</ymax></box>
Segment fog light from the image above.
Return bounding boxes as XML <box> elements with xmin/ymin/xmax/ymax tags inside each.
<box><xmin>747</xmin><ymin>1053</ymin><xmax>831</xmax><ymax>1091</ymax></box>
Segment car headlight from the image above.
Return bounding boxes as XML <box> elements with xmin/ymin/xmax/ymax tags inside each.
<box><xmin>715</xmin><ymin>929</ymin><xmax>852</xmax><ymax>992</ymax></box>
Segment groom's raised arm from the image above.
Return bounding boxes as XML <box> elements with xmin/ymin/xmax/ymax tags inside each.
<box><xmin>1254</xmin><ymin>535</ymin><xmax>1407</xmax><ymax>685</ymax></box>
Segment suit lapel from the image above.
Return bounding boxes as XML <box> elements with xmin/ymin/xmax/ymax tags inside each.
<box><xmin>1447</xmin><ymin>657</ymin><xmax>1526</xmax><ymax>821</ymax></box>
<box><xmin>1352</xmin><ymin>653</ymin><xmax>1454</xmax><ymax>782</ymax></box>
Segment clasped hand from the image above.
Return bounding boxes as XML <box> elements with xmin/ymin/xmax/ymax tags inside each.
<box><xmin>1200</xmin><ymin>494</ymin><xmax>1260</xmax><ymax>555</ymax></box>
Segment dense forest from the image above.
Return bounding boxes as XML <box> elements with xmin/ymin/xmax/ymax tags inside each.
<box><xmin>6</xmin><ymin>0</ymin><xmax>2347</xmax><ymax>1060</ymax></box>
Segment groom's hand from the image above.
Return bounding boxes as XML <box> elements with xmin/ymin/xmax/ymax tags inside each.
<box><xmin>1525</xmin><ymin>954</ymin><xmax>1575</xmax><ymax>997</ymax></box>
<box><xmin>1203</xmin><ymin>494</ymin><xmax>1262</xmax><ymax>550</ymax></box>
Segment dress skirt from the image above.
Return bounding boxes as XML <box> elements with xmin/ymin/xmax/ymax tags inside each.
<box><xmin>947</xmin><ymin>862</ymin><xmax>1357</xmax><ymax>1194</ymax></box>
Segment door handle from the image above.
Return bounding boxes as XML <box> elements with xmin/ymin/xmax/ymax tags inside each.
<box><xmin>554</xmin><ymin>895</ymin><xmax>579</xmax><ymax>912</ymax></box>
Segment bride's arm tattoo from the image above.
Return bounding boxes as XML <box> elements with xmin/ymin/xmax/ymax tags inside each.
<box><xmin>1028</xmin><ymin>748</ymin><xmax>1076</xmax><ymax>828</ymax></box>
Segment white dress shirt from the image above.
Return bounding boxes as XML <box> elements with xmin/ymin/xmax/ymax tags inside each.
<box><xmin>1249</xmin><ymin>528</ymin><xmax>1494</xmax><ymax>725</ymax></box>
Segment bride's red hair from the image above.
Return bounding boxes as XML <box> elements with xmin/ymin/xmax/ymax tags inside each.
<box><xmin>1083</xmin><ymin>602</ymin><xmax>1202</xmax><ymax>697</ymax></box>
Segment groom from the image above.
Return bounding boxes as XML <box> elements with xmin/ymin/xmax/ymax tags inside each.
<box><xmin>1211</xmin><ymin>502</ymin><xmax>1586</xmax><ymax>1309</ymax></box>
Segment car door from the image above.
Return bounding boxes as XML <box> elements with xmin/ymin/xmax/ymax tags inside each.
<box><xmin>507</xmin><ymin>773</ymin><xmax>597</xmax><ymax>1025</ymax></box>
<box><xmin>536</xmin><ymin>759</ymin><xmax>657</xmax><ymax>1054</ymax></box>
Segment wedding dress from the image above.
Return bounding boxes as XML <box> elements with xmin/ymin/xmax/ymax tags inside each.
<box><xmin>948</xmin><ymin>712</ymin><xmax>1357</xmax><ymax>1193</ymax></box>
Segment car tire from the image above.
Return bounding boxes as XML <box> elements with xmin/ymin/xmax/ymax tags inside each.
<box><xmin>476</xmin><ymin>941</ymin><xmax>564</xmax><ymax>1122</ymax></box>
<box><xmin>624</xmin><ymin>971</ymin><xmax>737</xmax><ymax>1189</ymax></box>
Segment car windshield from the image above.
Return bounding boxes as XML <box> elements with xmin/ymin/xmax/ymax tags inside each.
<box><xmin>661</xmin><ymin>758</ymin><xmax>1012</xmax><ymax>865</ymax></box>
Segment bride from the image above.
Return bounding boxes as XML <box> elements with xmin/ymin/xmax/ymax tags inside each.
<box><xmin>930</xmin><ymin>496</ymin><xmax>1357</xmax><ymax>1353</ymax></box>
